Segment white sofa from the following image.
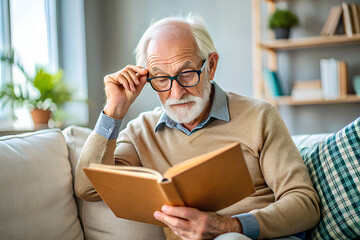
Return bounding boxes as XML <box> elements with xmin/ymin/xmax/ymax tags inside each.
<box><xmin>0</xmin><ymin>120</ymin><xmax>359</xmax><ymax>240</ymax></box>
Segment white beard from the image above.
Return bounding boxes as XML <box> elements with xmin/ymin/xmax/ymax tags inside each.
<box><xmin>162</xmin><ymin>79</ymin><xmax>212</xmax><ymax>124</ymax></box>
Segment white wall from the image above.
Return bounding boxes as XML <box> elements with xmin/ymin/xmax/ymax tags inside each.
<box><xmin>83</xmin><ymin>0</ymin><xmax>359</xmax><ymax>134</ymax></box>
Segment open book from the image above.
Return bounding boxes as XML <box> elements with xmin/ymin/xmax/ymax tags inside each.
<box><xmin>84</xmin><ymin>142</ymin><xmax>255</xmax><ymax>226</ymax></box>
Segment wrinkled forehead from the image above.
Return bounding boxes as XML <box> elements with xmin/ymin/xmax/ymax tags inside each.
<box><xmin>146</xmin><ymin>22</ymin><xmax>199</xmax><ymax>63</ymax></box>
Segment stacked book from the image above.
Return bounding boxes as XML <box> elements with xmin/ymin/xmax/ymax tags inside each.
<box><xmin>320</xmin><ymin>3</ymin><xmax>360</xmax><ymax>37</ymax></box>
<box><xmin>262</xmin><ymin>69</ymin><xmax>284</xmax><ymax>98</ymax></box>
<box><xmin>320</xmin><ymin>58</ymin><xmax>348</xmax><ymax>100</ymax></box>
<box><xmin>291</xmin><ymin>80</ymin><xmax>322</xmax><ymax>101</ymax></box>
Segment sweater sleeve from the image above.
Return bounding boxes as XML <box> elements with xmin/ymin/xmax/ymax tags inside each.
<box><xmin>233</xmin><ymin>213</ymin><xmax>260</xmax><ymax>239</ymax></box>
<box><xmin>74</xmin><ymin>112</ymin><xmax>122</xmax><ymax>201</ymax></box>
<box><xmin>75</xmin><ymin>111</ymin><xmax>142</xmax><ymax>201</ymax></box>
<box><xmin>250</xmin><ymin>106</ymin><xmax>320</xmax><ymax>239</ymax></box>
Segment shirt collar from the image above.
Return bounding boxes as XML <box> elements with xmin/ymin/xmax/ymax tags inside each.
<box><xmin>155</xmin><ymin>81</ymin><xmax>229</xmax><ymax>133</ymax></box>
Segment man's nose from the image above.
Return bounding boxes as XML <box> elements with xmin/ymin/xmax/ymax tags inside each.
<box><xmin>170</xmin><ymin>79</ymin><xmax>186</xmax><ymax>99</ymax></box>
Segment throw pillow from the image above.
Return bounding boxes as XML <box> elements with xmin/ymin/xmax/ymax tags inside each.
<box><xmin>300</xmin><ymin>117</ymin><xmax>360</xmax><ymax>240</ymax></box>
<box><xmin>0</xmin><ymin>129</ymin><xmax>84</xmax><ymax>240</ymax></box>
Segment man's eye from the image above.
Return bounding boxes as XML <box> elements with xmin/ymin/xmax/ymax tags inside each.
<box><xmin>180</xmin><ymin>72</ymin><xmax>193</xmax><ymax>78</ymax></box>
<box><xmin>154</xmin><ymin>78</ymin><xmax>169</xmax><ymax>83</ymax></box>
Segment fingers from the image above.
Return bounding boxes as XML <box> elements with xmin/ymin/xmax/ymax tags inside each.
<box><xmin>154</xmin><ymin>210</ymin><xmax>193</xmax><ymax>239</ymax></box>
<box><xmin>105</xmin><ymin>65</ymin><xmax>148</xmax><ymax>92</ymax></box>
<box><xmin>154</xmin><ymin>210</ymin><xmax>189</xmax><ymax>229</ymax></box>
<box><xmin>154</xmin><ymin>206</ymin><xmax>241</xmax><ymax>239</ymax></box>
<box><xmin>161</xmin><ymin>205</ymin><xmax>200</xmax><ymax>220</ymax></box>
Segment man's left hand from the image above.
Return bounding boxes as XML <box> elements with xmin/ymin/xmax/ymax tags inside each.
<box><xmin>154</xmin><ymin>205</ymin><xmax>242</xmax><ymax>240</ymax></box>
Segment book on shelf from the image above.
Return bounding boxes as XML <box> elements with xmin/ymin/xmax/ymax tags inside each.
<box><xmin>291</xmin><ymin>80</ymin><xmax>322</xmax><ymax>100</ymax></box>
<box><xmin>342</xmin><ymin>2</ymin><xmax>354</xmax><ymax>37</ymax></box>
<box><xmin>320</xmin><ymin>58</ymin><xmax>348</xmax><ymax>100</ymax></box>
<box><xmin>320</xmin><ymin>5</ymin><xmax>343</xmax><ymax>36</ymax></box>
<box><xmin>338</xmin><ymin>60</ymin><xmax>348</xmax><ymax>97</ymax></box>
<box><xmin>320</xmin><ymin>3</ymin><xmax>360</xmax><ymax>36</ymax></box>
<box><xmin>83</xmin><ymin>143</ymin><xmax>255</xmax><ymax>226</ymax></box>
<box><xmin>350</xmin><ymin>3</ymin><xmax>360</xmax><ymax>34</ymax></box>
<box><xmin>263</xmin><ymin>69</ymin><xmax>284</xmax><ymax>98</ymax></box>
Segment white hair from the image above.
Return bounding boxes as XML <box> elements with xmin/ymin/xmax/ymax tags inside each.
<box><xmin>134</xmin><ymin>14</ymin><xmax>217</xmax><ymax>68</ymax></box>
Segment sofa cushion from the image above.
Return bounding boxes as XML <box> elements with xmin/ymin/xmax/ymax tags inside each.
<box><xmin>81</xmin><ymin>200</ymin><xmax>167</xmax><ymax>240</ymax></box>
<box><xmin>300</xmin><ymin>117</ymin><xmax>360</xmax><ymax>239</ymax></box>
<box><xmin>0</xmin><ymin>129</ymin><xmax>84</xmax><ymax>240</ymax></box>
<box><xmin>63</xmin><ymin>125</ymin><xmax>92</xmax><ymax>179</ymax></box>
<box><xmin>292</xmin><ymin>133</ymin><xmax>330</xmax><ymax>151</ymax></box>
<box><xmin>63</xmin><ymin>125</ymin><xmax>166</xmax><ymax>240</ymax></box>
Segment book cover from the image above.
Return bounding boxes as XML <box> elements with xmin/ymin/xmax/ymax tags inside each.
<box><xmin>320</xmin><ymin>6</ymin><xmax>343</xmax><ymax>36</ymax></box>
<box><xmin>263</xmin><ymin>69</ymin><xmax>283</xmax><ymax>97</ymax></box>
<box><xmin>342</xmin><ymin>2</ymin><xmax>354</xmax><ymax>37</ymax></box>
<box><xmin>83</xmin><ymin>143</ymin><xmax>255</xmax><ymax>226</ymax></box>
<box><xmin>263</xmin><ymin>69</ymin><xmax>277</xmax><ymax>97</ymax></box>
<box><xmin>271</xmin><ymin>71</ymin><xmax>284</xmax><ymax>96</ymax></box>
<box><xmin>338</xmin><ymin>61</ymin><xmax>348</xmax><ymax>97</ymax></box>
<box><xmin>320</xmin><ymin>59</ymin><xmax>331</xmax><ymax>100</ymax></box>
<box><xmin>291</xmin><ymin>80</ymin><xmax>322</xmax><ymax>100</ymax></box>
<box><xmin>329</xmin><ymin>58</ymin><xmax>339</xmax><ymax>99</ymax></box>
<box><xmin>291</xmin><ymin>88</ymin><xmax>322</xmax><ymax>101</ymax></box>
<box><xmin>320</xmin><ymin>6</ymin><xmax>336</xmax><ymax>35</ymax></box>
<box><xmin>328</xmin><ymin>6</ymin><xmax>343</xmax><ymax>36</ymax></box>
<box><xmin>350</xmin><ymin>3</ymin><xmax>360</xmax><ymax>34</ymax></box>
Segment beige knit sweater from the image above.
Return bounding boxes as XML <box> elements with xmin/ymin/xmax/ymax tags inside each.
<box><xmin>75</xmin><ymin>92</ymin><xmax>320</xmax><ymax>239</ymax></box>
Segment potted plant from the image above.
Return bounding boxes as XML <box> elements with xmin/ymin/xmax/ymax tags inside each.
<box><xmin>0</xmin><ymin>50</ymin><xmax>72</xmax><ymax>127</ymax></box>
<box><xmin>268</xmin><ymin>9</ymin><xmax>299</xmax><ymax>39</ymax></box>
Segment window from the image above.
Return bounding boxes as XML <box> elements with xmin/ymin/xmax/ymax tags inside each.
<box><xmin>0</xmin><ymin>0</ymin><xmax>58</xmax><ymax>130</ymax></box>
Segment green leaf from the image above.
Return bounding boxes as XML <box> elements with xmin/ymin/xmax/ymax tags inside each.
<box><xmin>1</xmin><ymin>50</ymin><xmax>74</xmax><ymax>112</ymax></box>
<box><xmin>268</xmin><ymin>9</ymin><xmax>299</xmax><ymax>29</ymax></box>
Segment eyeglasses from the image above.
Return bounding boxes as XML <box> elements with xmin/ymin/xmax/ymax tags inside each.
<box><xmin>147</xmin><ymin>59</ymin><xmax>206</xmax><ymax>92</ymax></box>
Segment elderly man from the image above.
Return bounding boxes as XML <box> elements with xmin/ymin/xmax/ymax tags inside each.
<box><xmin>75</xmin><ymin>15</ymin><xmax>320</xmax><ymax>240</ymax></box>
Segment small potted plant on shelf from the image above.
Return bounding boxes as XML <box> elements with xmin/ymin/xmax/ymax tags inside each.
<box><xmin>268</xmin><ymin>9</ymin><xmax>299</xmax><ymax>39</ymax></box>
<box><xmin>0</xmin><ymin>50</ymin><xmax>72</xmax><ymax>128</ymax></box>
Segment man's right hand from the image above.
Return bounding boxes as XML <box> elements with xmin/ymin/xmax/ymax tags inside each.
<box><xmin>103</xmin><ymin>65</ymin><xmax>148</xmax><ymax>119</ymax></box>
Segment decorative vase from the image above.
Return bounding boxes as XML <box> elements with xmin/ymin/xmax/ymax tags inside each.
<box><xmin>274</xmin><ymin>27</ymin><xmax>291</xmax><ymax>39</ymax></box>
<box><xmin>353</xmin><ymin>75</ymin><xmax>360</xmax><ymax>96</ymax></box>
<box><xmin>30</xmin><ymin>109</ymin><xmax>51</xmax><ymax>128</ymax></box>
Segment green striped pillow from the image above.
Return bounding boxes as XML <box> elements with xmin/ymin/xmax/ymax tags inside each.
<box><xmin>300</xmin><ymin>117</ymin><xmax>360</xmax><ymax>239</ymax></box>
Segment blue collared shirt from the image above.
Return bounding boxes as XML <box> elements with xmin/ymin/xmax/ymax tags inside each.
<box><xmin>94</xmin><ymin>81</ymin><xmax>260</xmax><ymax>239</ymax></box>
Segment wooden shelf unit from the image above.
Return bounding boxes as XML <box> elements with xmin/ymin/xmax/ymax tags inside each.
<box><xmin>262</xmin><ymin>34</ymin><xmax>360</xmax><ymax>50</ymax></box>
<box><xmin>272</xmin><ymin>95</ymin><xmax>360</xmax><ymax>106</ymax></box>
<box><xmin>251</xmin><ymin>0</ymin><xmax>360</xmax><ymax>106</ymax></box>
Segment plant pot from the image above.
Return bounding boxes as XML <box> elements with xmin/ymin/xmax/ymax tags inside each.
<box><xmin>31</xmin><ymin>109</ymin><xmax>51</xmax><ymax>128</ymax></box>
<box><xmin>274</xmin><ymin>27</ymin><xmax>291</xmax><ymax>39</ymax></box>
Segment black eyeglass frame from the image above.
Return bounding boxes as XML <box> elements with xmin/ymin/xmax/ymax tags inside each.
<box><xmin>146</xmin><ymin>59</ymin><xmax>207</xmax><ymax>92</ymax></box>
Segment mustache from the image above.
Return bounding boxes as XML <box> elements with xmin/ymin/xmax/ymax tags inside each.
<box><xmin>165</xmin><ymin>95</ymin><xmax>200</xmax><ymax>106</ymax></box>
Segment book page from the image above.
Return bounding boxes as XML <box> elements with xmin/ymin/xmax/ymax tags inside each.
<box><xmin>89</xmin><ymin>163</ymin><xmax>163</xmax><ymax>179</ymax></box>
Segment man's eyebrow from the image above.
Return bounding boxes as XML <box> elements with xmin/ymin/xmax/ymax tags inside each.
<box><xmin>151</xmin><ymin>66</ymin><xmax>161</xmax><ymax>73</ymax></box>
<box><xmin>178</xmin><ymin>61</ymin><xmax>192</xmax><ymax>71</ymax></box>
<box><xmin>151</xmin><ymin>61</ymin><xmax>193</xmax><ymax>75</ymax></box>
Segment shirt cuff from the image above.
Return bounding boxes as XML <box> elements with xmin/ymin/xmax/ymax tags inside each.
<box><xmin>94</xmin><ymin>111</ymin><xmax>122</xmax><ymax>140</ymax></box>
<box><xmin>232</xmin><ymin>213</ymin><xmax>259</xmax><ymax>240</ymax></box>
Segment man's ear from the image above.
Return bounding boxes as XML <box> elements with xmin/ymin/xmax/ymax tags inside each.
<box><xmin>208</xmin><ymin>52</ymin><xmax>219</xmax><ymax>80</ymax></box>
